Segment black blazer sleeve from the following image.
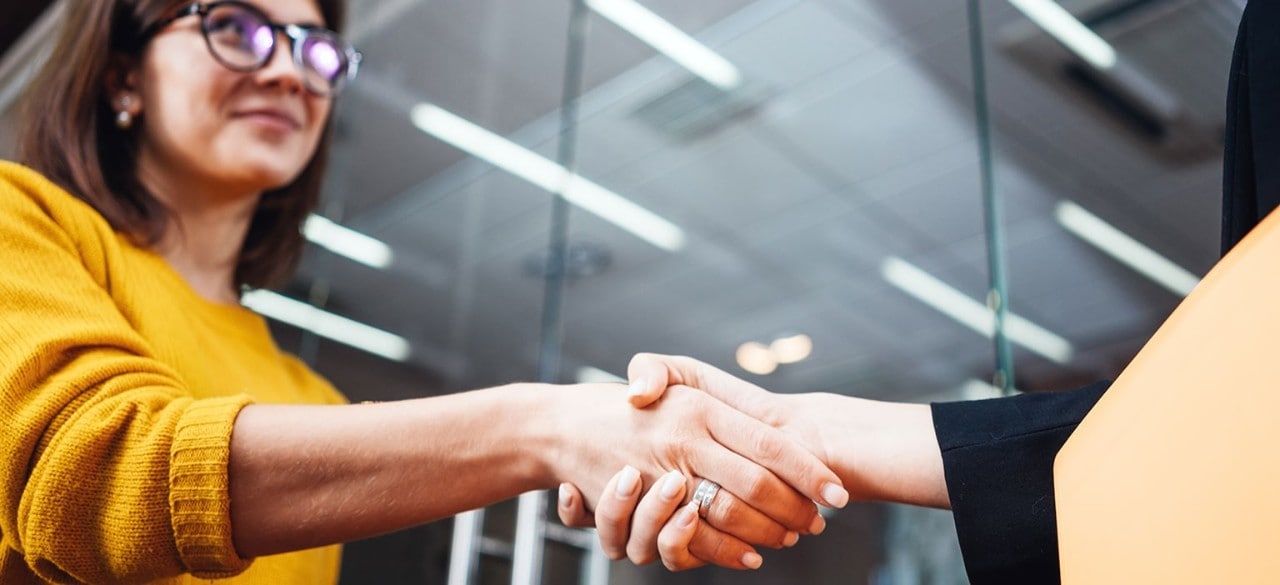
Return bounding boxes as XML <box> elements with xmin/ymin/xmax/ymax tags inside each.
<box><xmin>930</xmin><ymin>382</ymin><xmax>1109</xmax><ymax>585</ymax></box>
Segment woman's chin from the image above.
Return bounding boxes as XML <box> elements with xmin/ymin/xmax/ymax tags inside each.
<box><xmin>227</xmin><ymin>160</ymin><xmax>309</xmax><ymax>193</ymax></box>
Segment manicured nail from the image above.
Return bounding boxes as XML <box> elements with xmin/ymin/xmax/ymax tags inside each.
<box><xmin>821</xmin><ymin>482</ymin><xmax>849</xmax><ymax>508</ymax></box>
<box><xmin>616</xmin><ymin>466</ymin><xmax>640</xmax><ymax>498</ymax></box>
<box><xmin>808</xmin><ymin>514</ymin><xmax>826</xmax><ymax>535</ymax></box>
<box><xmin>676</xmin><ymin>502</ymin><xmax>699</xmax><ymax>528</ymax></box>
<box><xmin>628</xmin><ymin>377</ymin><xmax>648</xmax><ymax>397</ymax></box>
<box><xmin>741</xmin><ymin>551</ymin><xmax>763</xmax><ymax>569</ymax></box>
<box><xmin>558</xmin><ymin>484</ymin><xmax>572</xmax><ymax>507</ymax></box>
<box><xmin>782</xmin><ymin>531</ymin><xmax>799</xmax><ymax>547</ymax></box>
<box><xmin>659</xmin><ymin>471</ymin><xmax>684</xmax><ymax>501</ymax></box>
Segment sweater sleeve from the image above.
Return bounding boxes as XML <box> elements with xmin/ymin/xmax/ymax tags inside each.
<box><xmin>930</xmin><ymin>382</ymin><xmax>1109</xmax><ymax>585</ymax></box>
<box><xmin>0</xmin><ymin>169</ymin><xmax>254</xmax><ymax>583</ymax></box>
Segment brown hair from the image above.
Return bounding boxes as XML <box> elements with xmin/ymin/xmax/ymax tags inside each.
<box><xmin>17</xmin><ymin>0</ymin><xmax>346</xmax><ymax>289</ymax></box>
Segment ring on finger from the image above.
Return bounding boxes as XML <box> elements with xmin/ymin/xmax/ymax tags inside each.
<box><xmin>692</xmin><ymin>479</ymin><xmax>720</xmax><ymax>518</ymax></box>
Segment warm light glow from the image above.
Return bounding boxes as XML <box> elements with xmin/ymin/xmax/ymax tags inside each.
<box><xmin>241</xmin><ymin>290</ymin><xmax>411</xmax><ymax>361</ymax></box>
<box><xmin>586</xmin><ymin>0</ymin><xmax>742</xmax><ymax>90</ymax></box>
<box><xmin>1055</xmin><ymin>201</ymin><xmax>1200</xmax><ymax>297</ymax></box>
<box><xmin>410</xmin><ymin>103</ymin><xmax>686</xmax><ymax>252</ymax></box>
<box><xmin>303</xmin><ymin>214</ymin><xmax>394</xmax><ymax>269</ymax></box>
<box><xmin>736</xmin><ymin>341</ymin><xmax>778</xmax><ymax>375</ymax></box>
<box><xmin>881</xmin><ymin>257</ymin><xmax>1074</xmax><ymax>364</ymax></box>
<box><xmin>1008</xmin><ymin>0</ymin><xmax>1117</xmax><ymax>70</ymax></box>
<box><xmin>770</xmin><ymin>334</ymin><xmax>813</xmax><ymax>364</ymax></box>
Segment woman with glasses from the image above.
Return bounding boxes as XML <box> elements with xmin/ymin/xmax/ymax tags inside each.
<box><xmin>0</xmin><ymin>1</ymin><xmax>851</xmax><ymax>583</ymax></box>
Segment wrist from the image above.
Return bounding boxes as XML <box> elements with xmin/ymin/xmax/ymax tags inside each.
<box><xmin>793</xmin><ymin>394</ymin><xmax>947</xmax><ymax>507</ymax></box>
<box><xmin>492</xmin><ymin>382</ymin><xmax>564</xmax><ymax>491</ymax></box>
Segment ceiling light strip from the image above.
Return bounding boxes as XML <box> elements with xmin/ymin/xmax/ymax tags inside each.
<box><xmin>586</xmin><ymin>0</ymin><xmax>742</xmax><ymax>90</ymax></box>
<box><xmin>303</xmin><ymin>215</ymin><xmax>395</xmax><ymax>269</ymax></box>
<box><xmin>1055</xmin><ymin>201</ymin><xmax>1200</xmax><ymax>297</ymax></box>
<box><xmin>1007</xmin><ymin>0</ymin><xmax>1117</xmax><ymax>70</ymax></box>
<box><xmin>881</xmin><ymin>257</ymin><xmax>1074</xmax><ymax>364</ymax></box>
<box><xmin>411</xmin><ymin>103</ymin><xmax>686</xmax><ymax>251</ymax></box>
<box><xmin>241</xmin><ymin>290</ymin><xmax>412</xmax><ymax>362</ymax></box>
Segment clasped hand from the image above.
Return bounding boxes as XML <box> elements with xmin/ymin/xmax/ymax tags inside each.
<box><xmin>556</xmin><ymin>354</ymin><xmax>847</xmax><ymax>571</ymax></box>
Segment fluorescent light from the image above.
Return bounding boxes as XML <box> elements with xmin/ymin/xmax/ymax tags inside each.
<box><xmin>575</xmin><ymin>366</ymin><xmax>626</xmax><ymax>384</ymax></box>
<box><xmin>1007</xmin><ymin>0</ymin><xmax>1117</xmax><ymax>70</ymax></box>
<box><xmin>1055</xmin><ymin>201</ymin><xmax>1200</xmax><ymax>297</ymax></box>
<box><xmin>303</xmin><ymin>215</ymin><xmax>394</xmax><ymax>269</ymax></box>
<box><xmin>586</xmin><ymin>0</ymin><xmax>742</xmax><ymax>90</ymax></box>
<box><xmin>241</xmin><ymin>290</ymin><xmax>412</xmax><ymax>361</ymax></box>
<box><xmin>880</xmin><ymin>257</ymin><xmax>1074</xmax><ymax>364</ymax></box>
<box><xmin>410</xmin><ymin>103</ymin><xmax>686</xmax><ymax>252</ymax></box>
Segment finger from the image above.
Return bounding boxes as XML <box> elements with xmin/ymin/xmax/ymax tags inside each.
<box><xmin>594</xmin><ymin>466</ymin><xmax>643</xmax><ymax>560</ymax></box>
<box><xmin>556</xmin><ymin>483</ymin><xmax>594</xmax><ymax>528</ymax></box>
<box><xmin>686</xmin><ymin>521</ymin><xmax>763</xmax><ymax>571</ymax></box>
<box><xmin>654</xmin><ymin>502</ymin><xmax>706</xmax><ymax>571</ymax></box>
<box><xmin>702</xmin><ymin>395</ymin><xmax>849</xmax><ymax>510</ymax></box>
<box><xmin>686</xmin><ymin>437</ymin><xmax>821</xmax><ymax>534</ymax></box>
<box><xmin>657</xmin><ymin>502</ymin><xmax>762</xmax><ymax>571</ymax></box>
<box><xmin>699</xmin><ymin>482</ymin><xmax>798</xmax><ymax>549</ymax></box>
<box><xmin>625</xmin><ymin>470</ymin><xmax>687</xmax><ymax>565</ymax></box>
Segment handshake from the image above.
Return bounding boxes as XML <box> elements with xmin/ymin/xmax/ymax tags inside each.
<box><xmin>546</xmin><ymin>353</ymin><xmax>949</xmax><ymax>572</ymax></box>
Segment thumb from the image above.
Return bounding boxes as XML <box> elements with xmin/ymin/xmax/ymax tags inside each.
<box><xmin>626</xmin><ymin>352</ymin><xmax>684</xmax><ymax>408</ymax></box>
<box><xmin>628</xmin><ymin>354</ymin><xmax>778</xmax><ymax>423</ymax></box>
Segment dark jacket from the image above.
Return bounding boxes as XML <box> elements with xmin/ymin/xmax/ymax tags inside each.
<box><xmin>931</xmin><ymin>2</ymin><xmax>1276</xmax><ymax>582</ymax></box>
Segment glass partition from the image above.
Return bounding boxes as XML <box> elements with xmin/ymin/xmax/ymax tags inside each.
<box><xmin>0</xmin><ymin>0</ymin><xmax>1246</xmax><ymax>583</ymax></box>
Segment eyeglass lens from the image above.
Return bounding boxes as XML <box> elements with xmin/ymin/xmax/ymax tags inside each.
<box><xmin>201</xmin><ymin>3</ymin><xmax>353</xmax><ymax>95</ymax></box>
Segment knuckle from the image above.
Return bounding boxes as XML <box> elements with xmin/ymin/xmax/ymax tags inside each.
<box><xmin>750</xmin><ymin>428</ymin><xmax>785</xmax><ymax>463</ymax></box>
<box><xmin>604</xmin><ymin>545</ymin><xmax>626</xmax><ymax>561</ymax></box>
<box><xmin>594</xmin><ymin>504</ymin><xmax>628</xmax><ymax>528</ymax></box>
<box><xmin>627</xmin><ymin>545</ymin><xmax>658</xmax><ymax>566</ymax></box>
<box><xmin>743</xmin><ymin>469</ymin><xmax>777</xmax><ymax>502</ymax></box>
<box><xmin>709</xmin><ymin>490</ymin><xmax>738</xmax><ymax>526</ymax></box>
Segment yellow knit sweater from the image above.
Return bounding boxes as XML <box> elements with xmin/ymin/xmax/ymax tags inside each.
<box><xmin>0</xmin><ymin>161</ymin><xmax>347</xmax><ymax>584</ymax></box>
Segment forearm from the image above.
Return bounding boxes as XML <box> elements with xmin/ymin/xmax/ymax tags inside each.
<box><xmin>801</xmin><ymin>394</ymin><xmax>949</xmax><ymax>509</ymax></box>
<box><xmin>228</xmin><ymin>383</ymin><xmax>560</xmax><ymax>557</ymax></box>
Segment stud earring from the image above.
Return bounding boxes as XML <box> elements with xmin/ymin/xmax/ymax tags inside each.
<box><xmin>116</xmin><ymin>95</ymin><xmax>135</xmax><ymax>129</ymax></box>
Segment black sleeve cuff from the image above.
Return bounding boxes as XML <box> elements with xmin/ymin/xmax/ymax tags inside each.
<box><xmin>931</xmin><ymin>382</ymin><xmax>1110</xmax><ymax>585</ymax></box>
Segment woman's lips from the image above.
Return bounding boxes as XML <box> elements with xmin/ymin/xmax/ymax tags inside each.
<box><xmin>233</xmin><ymin>109</ymin><xmax>302</xmax><ymax>132</ymax></box>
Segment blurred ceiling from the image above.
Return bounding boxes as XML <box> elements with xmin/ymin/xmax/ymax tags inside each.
<box><xmin>0</xmin><ymin>0</ymin><xmax>1243</xmax><ymax>404</ymax></box>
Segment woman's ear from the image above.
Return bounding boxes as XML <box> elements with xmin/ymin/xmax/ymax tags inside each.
<box><xmin>104</xmin><ymin>54</ymin><xmax>143</xmax><ymax>123</ymax></box>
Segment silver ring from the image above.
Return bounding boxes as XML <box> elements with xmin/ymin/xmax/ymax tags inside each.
<box><xmin>692</xmin><ymin>479</ymin><xmax>720</xmax><ymax>517</ymax></box>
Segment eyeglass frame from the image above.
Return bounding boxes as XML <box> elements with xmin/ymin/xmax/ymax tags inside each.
<box><xmin>140</xmin><ymin>1</ymin><xmax>363</xmax><ymax>97</ymax></box>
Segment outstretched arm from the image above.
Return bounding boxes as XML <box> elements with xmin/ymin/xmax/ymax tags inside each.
<box><xmin>624</xmin><ymin>353</ymin><xmax>948</xmax><ymax>508</ymax></box>
<box><xmin>559</xmin><ymin>354</ymin><xmax>946</xmax><ymax>570</ymax></box>
<box><xmin>229</xmin><ymin>381</ymin><xmax>847</xmax><ymax>559</ymax></box>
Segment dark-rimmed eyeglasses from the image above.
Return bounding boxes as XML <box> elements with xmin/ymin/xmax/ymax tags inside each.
<box><xmin>144</xmin><ymin>1</ymin><xmax>362</xmax><ymax>97</ymax></box>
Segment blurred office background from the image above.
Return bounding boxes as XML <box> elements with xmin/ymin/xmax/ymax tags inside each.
<box><xmin>0</xmin><ymin>0</ymin><xmax>1244</xmax><ymax>583</ymax></box>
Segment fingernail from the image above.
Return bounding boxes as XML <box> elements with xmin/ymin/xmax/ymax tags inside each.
<box><xmin>659</xmin><ymin>471</ymin><xmax>684</xmax><ymax>501</ymax></box>
<box><xmin>808</xmin><ymin>514</ymin><xmax>826</xmax><ymax>535</ymax></box>
<box><xmin>821</xmin><ymin>482</ymin><xmax>850</xmax><ymax>508</ymax></box>
<box><xmin>783</xmin><ymin>531</ymin><xmax>799</xmax><ymax>547</ymax></box>
<box><xmin>628</xmin><ymin>377</ymin><xmax>648</xmax><ymax>397</ymax></box>
<box><xmin>676</xmin><ymin>502</ymin><xmax>698</xmax><ymax>528</ymax></box>
<box><xmin>741</xmin><ymin>551</ymin><xmax>763</xmax><ymax>570</ymax></box>
<box><xmin>616</xmin><ymin>466</ymin><xmax>640</xmax><ymax>498</ymax></box>
<box><xmin>558</xmin><ymin>484</ymin><xmax>571</xmax><ymax>507</ymax></box>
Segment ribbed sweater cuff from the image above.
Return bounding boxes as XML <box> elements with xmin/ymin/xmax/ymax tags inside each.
<box><xmin>169</xmin><ymin>395</ymin><xmax>256</xmax><ymax>578</ymax></box>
